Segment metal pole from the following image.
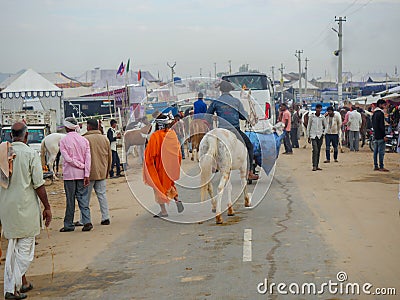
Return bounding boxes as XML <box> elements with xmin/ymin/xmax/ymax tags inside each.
<box><xmin>305</xmin><ymin>58</ymin><xmax>309</xmax><ymax>100</ymax></box>
<box><xmin>295</xmin><ymin>50</ymin><xmax>303</xmax><ymax>103</ymax></box>
<box><xmin>107</xmin><ymin>80</ymin><xmax>112</xmax><ymax>118</ymax></box>
<box><xmin>167</xmin><ymin>62</ymin><xmax>176</xmax><ymax>99</ymax></box>
<box><xmin>228</xmin><ymin>60</ymin><xmax>232</xmax><ymax>74</ymax></box>
<box><xmin>335</xmin><ymin>16</ymin><xmax>346</xmax><ymax>103</ymax></box>
<box><xmin>279</xmin><ymin>63</ymin><xmax>285</xmax><ymax>104</ymax></box>
<box><xmin>214</xmin><ymin>63</ymin><xmax>217</xmax><ymax>78</ymax></box>
<box><xmin>271</xmin><ymin>66</ymin><xmax>275</xmax><ymax>85</ymax></box>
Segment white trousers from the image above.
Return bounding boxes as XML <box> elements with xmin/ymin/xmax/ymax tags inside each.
<box><xmin>4</xmin><ymin>237</ymin><xmax>35</xmax><ymax>295</ymax></box>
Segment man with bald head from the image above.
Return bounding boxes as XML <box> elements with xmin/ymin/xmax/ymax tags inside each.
<box><xmin>0</xmin><ymin>122</ymin><xmax>52</xmax><ymax>299</ymax></box>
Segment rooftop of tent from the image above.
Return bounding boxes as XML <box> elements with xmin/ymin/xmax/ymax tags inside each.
<box><xmin>0</xmin><ymin>69</ymin><xmax>62</xmax><ymax>93</ymax></box>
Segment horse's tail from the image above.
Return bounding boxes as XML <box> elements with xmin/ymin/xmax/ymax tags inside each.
<box><xmin>40</xmin><ymin>139</ymin><xmax>47</xmax><ymax>168</ymax></box>
<box><xmin>199</xmin><ymin>132</ymin><xmax>218</xmax><ymax>202</ymax></box>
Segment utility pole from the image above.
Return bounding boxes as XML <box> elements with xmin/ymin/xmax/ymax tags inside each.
<box><xmin>333</xmin><ymin>16</ymin><xmax>346</xmax><ymax>103</ymax></box>
<box><xmin>200</xmin><ymin>68</ymin><xmax>202</xmax><ymax>77</ymax></box>
<box><xmin>305</xmin><ymin>57</ymin><xmax>309</xmax><ymax>99</ymax></box>
<box><xmin>214</xmin><ymin>62</ymin><xmax>217</xmax><ymax>78</ymax></box>
<box><xmin>167</xmin><ymin>61</ymin><xmax>176</xmax><ymax>98</ymax></box>
<box><xmin>295</xmin><ymin>50</ymin><xmax>303</xmax><ymax>103</ymax></box>
<box><xmin>271</xmin><ymin>66</ymin><xmax>275</xmax><ymax>85</ymax></box>
<box><xmin>279</xmin><ymin>63</ymin><xmax>285</xmax><ymax>104</ymax></box>
<box><xmin>228</xmin><ymin>60</ymin><xmax>232</xmax><ymax>74</ymax></box>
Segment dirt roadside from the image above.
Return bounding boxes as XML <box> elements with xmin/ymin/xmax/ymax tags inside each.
<box><xmin>280</xmin><ymin>138</ymin><xmax>400</xmax><ymax>293</ymax></box>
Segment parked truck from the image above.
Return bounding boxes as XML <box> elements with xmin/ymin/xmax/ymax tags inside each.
<box><xmin>1</xmin><ymin>109</ymin><xmax>57</xmax><ymax>154</ymax></box>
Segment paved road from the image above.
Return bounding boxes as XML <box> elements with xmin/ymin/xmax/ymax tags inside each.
<box><xmin>34</xmin><ymin>159</ymin><xmax>352</xmax><ymax>300</ymax></box>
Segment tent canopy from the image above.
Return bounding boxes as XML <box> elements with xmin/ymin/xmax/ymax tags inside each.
<box><xmin>290</xmin><ymin>79</ymin><xmax>319</xmax><ymax>90</ymax></box>
<box><xmin>0</xmin><ymin>69</ymin><xmax>62</xmax><ymax>99</ymax></box>
<box><xmin>352</xmin><ymin>94</ymin><xmax>380</xmax><ymax>105</ymax></box>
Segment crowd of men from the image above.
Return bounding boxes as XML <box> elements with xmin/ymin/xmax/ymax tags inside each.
<box><xmin>276</xmin><ymin>99</ymin><xmax>395</xmax><ymax>172</ymax></box>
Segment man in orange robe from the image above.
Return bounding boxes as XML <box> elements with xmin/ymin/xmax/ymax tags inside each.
<box><xmin>143</xmin><ymin>114</ymin><xmax>184</xmax><ymax>217</ymax></box>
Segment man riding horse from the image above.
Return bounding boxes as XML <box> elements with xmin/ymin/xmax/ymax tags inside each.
<box><xmin>206</xmin><ymin>80</ymin><xmax>259</xmax><ymax>180</ymax></box>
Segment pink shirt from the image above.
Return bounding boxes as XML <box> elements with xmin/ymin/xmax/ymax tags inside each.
<box><xmin>60</xmin><ymin>132</ymin><xmax>91</xmax><ymax>180</ymax></box>
<box><xmin>280</xmin><ymin>109</ymin><xmax>292</xmax><ymax>131</ymax></box>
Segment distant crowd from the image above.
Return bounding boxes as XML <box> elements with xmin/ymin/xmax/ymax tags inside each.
<box><xmin>276</xmin><ymin>99</ymin><xmax>398</xmax><ymax>172</ymax></box>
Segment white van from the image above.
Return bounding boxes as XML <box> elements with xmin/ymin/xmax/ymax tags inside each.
<box><xmin>222</xmin><ymin>72</ymin><xmax>275</xmax><ymax>124</ymax></box>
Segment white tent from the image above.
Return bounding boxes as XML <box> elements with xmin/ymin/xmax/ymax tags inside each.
<box><xmin>0</xmin><ymin>69</ymin><xmax>63</xmax><ymax>123</ymax></box>
<box><xmin>382</xmin><ymin>93</ymin><xmax>400</xmax><ymax>102</ymax></box>
<box><xmin>351</xmin><ymin>95</ymin><xmax>380</xmax><ymax>105</ymax></box>
<box><xmin>0</xmin><ymin>69</ymin><xmax>62</xmax><ymax>98</ymax></box>
<box><xmin>388</xmin><ymin>86</ymin><xmax>400</xmax><ymax>93</ymax></box>
<box><xmin>290</xmin><ymin>80</ymin><xmax>319</xmax><ymax>90</ymax></box>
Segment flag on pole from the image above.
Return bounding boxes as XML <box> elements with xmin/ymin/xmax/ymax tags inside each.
<box><xmin>137</xmin><ymin>69</ymin><xmax>142</xmax><ymax>81</ymax></box>
<box><xmin>126</xmin><ymin>59</ymin><xmax>130</xmax><ymax>73</ymax></box>
<box><xmin>117</xmin><ymin>62</ymin><xmax>125</xmax><ymax>76</ymax></box>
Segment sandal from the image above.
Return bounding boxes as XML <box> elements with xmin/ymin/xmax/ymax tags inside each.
<box><xmin>175</xmin><ymin>201</ymin><xmax>184</xmax><ymax>213</ymax></box>
<box><xmin>5</xmin><ymin>292</ymin><xmax>27</xmax><ymax>299</ymax></box>
<box><xmin>20</xmin><ymin>283</ymin><xmax>33</xmax><ymax>293</ymax></box>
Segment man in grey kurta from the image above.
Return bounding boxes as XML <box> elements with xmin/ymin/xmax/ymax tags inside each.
<box><xmin>0</xmin><ymin>122</ymin><xmax>52</xmax><ymax>299</ymax></box>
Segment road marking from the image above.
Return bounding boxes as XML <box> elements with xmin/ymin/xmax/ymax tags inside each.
<box><xmin>243</xmin><ymin>229</ymin><xmax>252</xmax><ymax>262</ymax></box>
<box><xmin>181</xmin><ymin>276</ymin><xmax>206</xmax><ymax>283</ymax></box>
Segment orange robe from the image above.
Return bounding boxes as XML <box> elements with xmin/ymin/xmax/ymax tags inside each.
<box><xmin>143</xmin><ymin>129</ymin><xmax>182</xmax><ymax>204</ymax></box>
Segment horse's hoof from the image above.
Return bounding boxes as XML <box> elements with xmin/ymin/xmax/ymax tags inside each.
<box><xmin>191</xmin><ymin>157</ymin><xmax>194</xmax><ymax>161</ymax></box>
<box><xmin>247</xmin><ymin>179</ymin><xmax>252</xmax><ymax>185</ymax></box>
<box><xmin>212</xmin><ymin>208</ymin><xmax>216</xmax><ymax>213</ymax></box>
<box><xmin>216</xmin><ymin>215</ymin><xmax>223</xmax><ymax>224</ymax></box>
<box><xmin>227</xmin><ymin>206</ymin><xmax>235</xmax><ymax>216</ymax></box>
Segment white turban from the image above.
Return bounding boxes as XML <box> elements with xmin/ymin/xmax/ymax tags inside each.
<box><xmin>63</xmin><ymin>118</ymin><xmax>80</xmax><ymax>132</ymax></box>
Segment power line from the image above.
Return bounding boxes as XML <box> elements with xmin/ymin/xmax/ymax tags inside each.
<box><xmin>302</xmin><ymin>0</ymin><xmax>370</xmax><ymax>50</ymax></box>
<box><xmin>337</xmin><ymin>0</ymin><xmax>359</xmax><ymax>15</ymax></box>
<box><xmin>347</xmin><ymin>0</ymin><xmax>373</xmax><ymax>16</ymax></box>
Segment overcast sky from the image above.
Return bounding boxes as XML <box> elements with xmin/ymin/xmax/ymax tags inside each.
<box><xmin>1</xmin><ymin>0</ymin><xmax>398</xmax><ymax>81</ymax></box>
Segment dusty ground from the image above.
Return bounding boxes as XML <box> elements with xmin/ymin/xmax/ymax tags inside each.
<box><xmin>0</xmin><ymin>137</ymin><xmax>399</xmax><ymax>298</ymax></box>
<box><xmin>280</xmin><ymin>139</ymin><xmax>400</xmax><ymax>293</ymax></box>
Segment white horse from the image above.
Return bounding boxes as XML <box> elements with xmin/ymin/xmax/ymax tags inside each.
<box><xmin>40</xmin><ymin>133</ymin><xmax>65</xmax><ymax>179</ymax></box>
<box><xmin>199</xmin><ymin>128</ymin><xmax>250</xmax><ymax>224</ymax></box>
<box><xmin>124</xmin><ymin>123</ymin><xmax>155</xmax><ymax>165</ymax></box>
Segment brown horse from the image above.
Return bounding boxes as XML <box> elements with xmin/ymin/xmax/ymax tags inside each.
<box><xmin>189</xmin><ymin>119</ymin><xmax>210</xmax><ymax>161</ymax></box>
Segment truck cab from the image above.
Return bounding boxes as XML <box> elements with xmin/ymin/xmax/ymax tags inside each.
<box><xmin>1</xmin><ymin>125</ymin><xmax>50</xmax><ymax>154</ymax></box>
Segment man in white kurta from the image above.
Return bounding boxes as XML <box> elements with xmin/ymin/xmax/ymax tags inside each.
<box><xmin>0</xmin><ymin>122</ymin><xmax>52</xmax><ymax>299</ymax></box>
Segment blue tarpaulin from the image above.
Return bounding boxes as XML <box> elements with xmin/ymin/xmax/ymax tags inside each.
<box><xmin>245</xmin><ymin>131</ymin><xmax>283</xmax><ymax>175</ymax></box>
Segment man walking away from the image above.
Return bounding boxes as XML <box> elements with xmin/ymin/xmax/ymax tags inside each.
<box><xmin>348</xmin><ymin>105</ymin><xmax>362</xmax><ymax>151</ymax></box>
<box><xmin>291</xmin><ymin>105</ymin><xmax>301</xmax><ymax>148</ymax></box>
<box><xmin>84</xmin><ymin>119</ymin><xmax>112</xmax><ymax>225</ymax></box>
<box><xmin>278</xmin><ymin>103</ymin><xmax>293</xmax><ymax>154</ymax></box>
<box><xmin>0</xmin><ymin>122</ymin><xmax>52</xmax><ymax>299</ymax></box>
<box><xmin>193</xmin><ymin>92</ymin><xmax>207</xmax><ymax>119</ymax></box>
<box><xmin>324</xmin><ymin>106</ymin><xmax>342</xmax><ymax>163</ymax></box>
<box><xmin>307</xmin><ymin>104</ymin><xmax>326</xmax><ymax>171</ymax></box>
<box><xmin>372</xmin><ymin>99</ymin><xmax>389</xmax><ymax>172</ymax></box>
<box><xmin>107</xmin><ymin>119</ymin><xmax>123</xmax><ymax>178</ymax></box>
<box><xmin>60</xmin><ymin>117</ymin><xmax>93</xmax><ymax>232</ymax></box>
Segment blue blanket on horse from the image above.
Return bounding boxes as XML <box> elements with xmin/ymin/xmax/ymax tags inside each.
<box><xmin>245</xmin><ymin>131</ymin><xmax>284</xmax><ymax>175</ymax></box>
